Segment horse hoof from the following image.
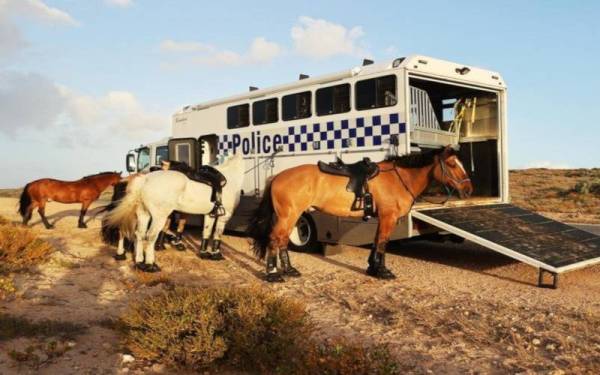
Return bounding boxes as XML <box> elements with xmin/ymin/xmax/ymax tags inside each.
<box><xmin>366</xmin><ymin>267</ymin><xmax>396</xmax><ymax>280</ymax></box>
<box><xmin>265</xmin><ymin>272</ymin><xmax>284</xmax><ymax>283</ymax></box>
<box><xmin>78</xmin><ymin>223</ymin><xmax>87</xmax><ymax>229</ymax></box>
<box><xmin>174</xmin><ymin>244</ymin><xmax>186</xmax><ymax>252</ymax></box>
<box><xmin>283</xmin><ymin>267</ymin><xmax>301</xmax><ymax>277</ymax></box>
<box><xmin>209</xmin><ymin>252</ymin><xmax>225</xmax><ymax>261</ymax></box>
<box><xmin>198</xmin><ymin>251</ymin><xmax>212</xmax><ymax>260</ymax></box>
<box><xmin>145</xmin><ymin>264</ymin><xmax>161</xmax><ymax>273</ymax></box>
<box><xmin>44</xmin><ymin>224</ymin><xmax>54</xmax><ymax>230</ymax></box>
<box><xmin>113</xmin><ymin>254</ymin><xmax>127</xmax><ymax>261</ymax></box>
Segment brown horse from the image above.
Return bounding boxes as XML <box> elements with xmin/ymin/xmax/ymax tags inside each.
<box><xmin>18</xmin><ymin>172</ymin><xmax>122</xmax><ymax>229</ymax></box>
<box><xmin>248</xmin><ymin>146</ymin><xmax>473</xmax><ymax>282</ymax></box>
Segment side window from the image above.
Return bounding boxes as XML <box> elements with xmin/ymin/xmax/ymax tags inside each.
<box><xmin>136</xmin><ymin>147</ymin><xmax>150</xmax><ymax>171</ymax></box>
<box><xmin>356</xmin><ymin>75</ymin><xmax>397</xmax><ymax>110</ymax></box>
<box><xmin>155</xmin><ymin>146</ymin><xmax>168</xmax><ymax>165</ymax></box>
<box><xmin>282</xmin><ymin>91</ymin><xmax>311</xmax><ymax>121</ymax></box>
<box><xmin>176</xmin><ymin>143</ymin><xmax>191</xmax><ymax>166</ymax></box>
<box><xmin>252</xmin><ymin>98</ymin><xmax>278</xmax><ymax>125</ymax></box>
<box><xmin>316</xmin><ymin>83</ymin><xmax>351</xmax><ymax>116</ymax></box>
<box><xmin>227</xmin><ymin>104</ymin><xmax>250</xmax><ymax>129</ymax></box>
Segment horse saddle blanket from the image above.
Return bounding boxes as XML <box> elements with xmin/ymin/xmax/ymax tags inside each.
<box><xmin>317</xmin><ymin>157</ymin><xmax>379</xmax><ymax>196</ymax></box>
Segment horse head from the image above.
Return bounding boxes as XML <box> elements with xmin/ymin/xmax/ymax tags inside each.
<box><xmin>432</xmin><ymin>145</ymin><xmax>474</xmax><ymax>199</ymax></box>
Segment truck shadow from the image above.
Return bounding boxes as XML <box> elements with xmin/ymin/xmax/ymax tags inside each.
<box><xmin>387</xmin><ymin>239</ymin><xmax>534</xmax><ymax>286</ymax></box>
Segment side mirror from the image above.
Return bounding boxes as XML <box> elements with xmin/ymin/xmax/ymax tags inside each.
<box><xmin>126</xmin><ymin>154</ymin><xmax>136</xmax><ymax>173</ymax></box>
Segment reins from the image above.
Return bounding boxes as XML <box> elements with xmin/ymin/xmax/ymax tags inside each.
<box><xmin>380</xmin><ymin>156</ymin><xmax>471</xmax><ymax>206</ymax></box>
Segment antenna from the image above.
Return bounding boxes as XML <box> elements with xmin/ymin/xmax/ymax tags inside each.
<box><xmin>362</xmin><ymin>59</ymin><xmax>374</xmax><ymax>66</ymax></box>
<box><xmin>249</xmin><ymin>86</ymin><xmax>259</xmax><ymax>91</ymax></box>
<box><xmin>299</xmin><ymin>74</ymin><xmax>309</xmax><ymax>80</ymax></box>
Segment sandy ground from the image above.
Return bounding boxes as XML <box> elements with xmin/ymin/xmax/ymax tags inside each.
<box><xmin>1</xmin><ymin>197</ymin><xmax>600</xmax><ymax>374</ymax></box>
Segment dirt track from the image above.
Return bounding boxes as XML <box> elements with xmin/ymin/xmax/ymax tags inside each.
<box><xmin>1</xmin><ymin>197</ymin><xmax>599</xmax><ymax>374</ymax></box>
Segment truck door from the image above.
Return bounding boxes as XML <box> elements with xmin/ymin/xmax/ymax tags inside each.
<box><xmin>168</xmin><ymin>138</ymin><xmax>200</xmax><ymax>171</ymax></box>
<box><xmin>199</xmin><ymin>134</ymin><xmax>218</xmax><ymax>166</ymax></box>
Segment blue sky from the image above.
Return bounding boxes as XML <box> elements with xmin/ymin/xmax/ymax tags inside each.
<box><xmin>1</xmin><ymin>0</ymin><xmax>599</xmax><ymax>187</ymax></box>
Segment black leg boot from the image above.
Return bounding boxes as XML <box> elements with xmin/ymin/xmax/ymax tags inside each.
<box><xmin>198</xmin><ymin>238</ymin><xmax>212</xmax><ymax>259</ymax></box>
<box><xmin>209</xmin><ymin>240</ymin><xmax>225</xmax><ymax>261</ymax></box>
<box><xmin>171</xmin><ymin>232</ymin><xmax>186</xmax><ymax>251</ymax></box>
<box><xmin>366</xmin><ymin>248</ymin><xmax>396</xmax><ymax>279</ymax></box>
<box><xmin>265</xmin><ymin>255</ymin><xmax>284</xmax><ymax>282</ymax></box>
<box><xmin>154</xmin><ymin>231</ymin><xmax>166</xmax><ymax>251</ymax></box>
<box><xmin>279</xmin><ymin>249</ymin><xmax>301</xmax><ymax>277</ymax></box>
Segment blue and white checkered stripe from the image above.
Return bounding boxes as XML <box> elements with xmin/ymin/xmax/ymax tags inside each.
<box><xmin>218</xmin><ymin>113</ymin><xmax>405</xmax><ymax>155</ymax></box>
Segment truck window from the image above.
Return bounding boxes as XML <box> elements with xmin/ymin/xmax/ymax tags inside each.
<box><xmin>252</xmin><ymin>98</ymin><xmax>278</xmax><ymax>125</ymax></box>
<box><xmin>137</xmin><ymin>147</ymin><xmax>150</xmax><ymax>171</ymax></box>
<box><xmin>282</xmin><ymin>91</ymin><xmax>311</xmax><ymax>121</ymax></box>
<box><xmin>316</xmin><ymin>83</ymin><xmax>350</xmax><ymax>116</ymax></box>
<box><xmin>227</xmin><ymin>104</ymin><xmax>250</xmax><ymax>129</ymax></box>
<box><xmin>356</xmin><ymin>75</ymin><xmax>397</xmax><ymax>110</ymax></box>
<box><xmin>155</xmin><ymin>146</ymin><xmax>168</xmax><ymax>165</ymax></box>
<box><xmin>176</xmin><ymin>144</ymin><xmax>191</xmax><ymax>166</ymax></box>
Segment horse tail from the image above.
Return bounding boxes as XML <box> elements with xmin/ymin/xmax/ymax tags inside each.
<box><xmin>104</xmin><ymin>176</ymin><xmax>145</xmax><ymax>240</ymax></box>
<box><xmin>18</xmin><ymin>183</ymin><xmax>33</xmax><ymax>220</ymax></box>
<box><xmin>100</xmin><ymin>181</ymin><xmax>129</xmax><ymax>245</ymax></box>
<box><xmin>247</xmin><ymin>180</ymin><xmax>276</xmax><ymax>260</ymax></box>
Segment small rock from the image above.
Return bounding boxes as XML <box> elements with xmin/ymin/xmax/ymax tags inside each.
<box><xmin>546</xmin><ymin>343</ymin><xmax>556</xmax><ymax>351</ymax></box>
<box><xmin>121</xmin><ymin>354</ymin><xmax>135</xmax><ymax>364</ymax></box>
<box><xmin>67</xmin><ymin>341</ymin><xmax>76</xmax><ymax>348</ymax></box>
<box><xmin>151</xmin><ymin>363</ymin><xmax>166</xmax><ymax>373</ymax></box>
<box><xmin>525</xmin><ymin>326</ymin><xmax>534</xmax><ymax>333</ymax></box>
<box><xmin>532</xmin><ymin>338</ymin><xmax>541</xmax><ymax>346</ymax></box>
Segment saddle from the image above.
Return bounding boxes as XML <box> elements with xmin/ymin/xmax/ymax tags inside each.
<box><xmin>163</xmin><ymin>161</ymin><xmax>228</xmax><ymax>217</ymax></box>
<box><xmin>318</xmin><ymin>157</ymin><xmax>379</xmax><ymax>220</ymax></box>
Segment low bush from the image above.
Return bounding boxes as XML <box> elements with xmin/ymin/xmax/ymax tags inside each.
<box><xmin>572</xmin><ymin>180</ymin><xmax>600</xmax><ymax>195</ymax></box>
<box><xmin>0</xmin><ymin>216</ymin><xmax>54</xmax><ymax>273</ymax></box>
<box><xmin>120</xmin><ymin>286</ymin><xmax>399</xmax><ymax>374</ymax></box>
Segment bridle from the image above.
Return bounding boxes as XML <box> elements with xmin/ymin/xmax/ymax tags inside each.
<box><xmin>382</xmin><ymin>155</ymin><xmax>471</xmax><ymax>207</ymax></box>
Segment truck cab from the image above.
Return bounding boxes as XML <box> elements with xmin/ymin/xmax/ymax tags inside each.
<box><xmin>125</xmin><ymin>137</ymin><xmax>171</xmax><ymax>173</ymax></box>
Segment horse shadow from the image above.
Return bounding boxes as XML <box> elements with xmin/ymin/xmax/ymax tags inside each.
<box><xmin>386</xmin><ymin>239</ymin><xmax>532</xmax><ymax>286</ymax></box>
<box><xmin>30</xmin><ymin>206</ymin><xmax>106</xmax><ymax>227</ymax></box>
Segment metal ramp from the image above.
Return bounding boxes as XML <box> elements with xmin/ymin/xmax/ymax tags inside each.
<box><xmin>412</xmin><ymin>204</ymin><xmax>600</xmax><ymax>288</ymax></box>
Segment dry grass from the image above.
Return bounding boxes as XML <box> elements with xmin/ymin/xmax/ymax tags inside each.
<box><xmin>0</xmin><ymin>188</ymin><xmax>22</xmax><ymax>198</ymax></box>
<box><xmin>510</xmin><ymin>168</ymin><xmax>600</xmax><ymax>223</ymax></box>
<box><xmin>0</xmin><ymin>215</ymin><xmax>55</xmax><ymax>274</ymax></box>
<box><xmin>120</xmin><ymin>286</ymin><xmax>400</xmax><ymax>374</ymax></box>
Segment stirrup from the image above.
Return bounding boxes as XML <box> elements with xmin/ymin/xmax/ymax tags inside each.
<box><xmin>350</xmin><ymin>196</ymin><xmax>363</xmax><ymax>211</ymax></box>
<box><xmin>209</xmin><ymin>203</ymin><xmax>226</xmax><ymax>218</ymax></box>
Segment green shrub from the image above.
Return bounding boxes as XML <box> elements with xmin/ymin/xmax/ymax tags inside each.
<box><xmin>120</xmin><ymin>286</ymin><xmax>311</xmax><ymax>372</ymax></box>
<box><xmin>119</xmin><ymin>286</ymin><xmax>400</xmax><ymax>374</ymax></box>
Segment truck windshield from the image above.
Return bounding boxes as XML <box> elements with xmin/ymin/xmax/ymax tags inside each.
<box><xmin>156</xmin><ymin>146</ymin><xmax>168</xmax><ymax>165</ymax></box>
<box><xmin>137</xmin><ymin>147</ymin><xmax>150</xmax><ymax>171</ymax></box>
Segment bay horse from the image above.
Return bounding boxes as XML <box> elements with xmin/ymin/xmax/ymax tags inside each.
<box><xmin>104</xmin><ymin>153</ymin><xmax>245</xmax><ymax>272</ymax></box>
<box><xmin>248</xmin><ymin>146</ymin><xmax>474</xmax><ymax>282</ymax></box>
<box><xmin>18</xmin><ymin>172</ymin><xmax>122</xmax><ymax>229</ymax></box>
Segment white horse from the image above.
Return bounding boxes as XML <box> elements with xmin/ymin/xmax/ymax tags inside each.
<box><xmin>105</xmin><ymin>153</ymin><xmax>245</xmax><ymax>272</ymax></box>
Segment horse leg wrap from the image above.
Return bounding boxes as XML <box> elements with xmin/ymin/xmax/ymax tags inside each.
<box><xmin>265</xmin><ymin>255</ymin><xmax>284</xmax><ymax>282</ymax></box>
<box><xmin>208</xmin><ymin>240</ymin><xmax>225</xmax><ymax>261</ymax></box>
<box><xmin>154</xmin><ymin>231</ymin><xmax>166</xmax><ymax>251</ymax></box>
<box><xmin>279</xmin><ymin>249</ymin><xmax>301</xmax><ymax>277</ymax></box>
<box><xmin>362</xmin><ymin>193</ymin><xmax>374</xmax><ymax>221</ymax></box>
<box><xmin>366</xmin><ymin>245</ymin><xmax>395</xmax><ymax>280</ymax></box>
<box><xmin>198</xmin><ymin>238</ymin><xmax>212</xmax><ymax>259</ymax></box>
<box><xmin>171</xmin><ymin>232</ymin><xmax>186</xmax><ymax>251</ymax></box>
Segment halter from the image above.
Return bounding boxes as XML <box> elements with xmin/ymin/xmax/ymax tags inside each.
<box><xmin>383</xmin><ymin>155</ymin><xmax>471</xmax><ymax>207</ymax></box>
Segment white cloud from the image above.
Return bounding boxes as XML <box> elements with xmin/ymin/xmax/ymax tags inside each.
<box><xmin>0</xmin><ymin>71</ymin><xmax>167</xmax><ymax>145</ymax></box>
<box><xmin>105</xmin><ymin>0</ymin><xmax>133</xmax><ymax>7</ymax></box>
<box><xmin>248</xmin><ymin>37</ymin><xmax>282</xmax><ymax>63</ymax></box>
<box><xmin>0</xmin><ymin>0</ymin><xmax>77</xmax><ymax>60</ymax></box>
<box><xmin>159</xmin><ymin>37</ymin><xmax>281</xmax><ymax>67</ymax></box>
<box><xmin>3</xmin><ymin>0</ymin><xmax>79</xmax><ymax>26</ymax></box>
<box><xmin>522</xmin><ymin>161</ymin><xmax>570</xmax><ymax>169</ymax></box>
<box><xmin>290</xmin><ymin>16</ymin><xmax>366</xmax><ymax>59</ymax></box>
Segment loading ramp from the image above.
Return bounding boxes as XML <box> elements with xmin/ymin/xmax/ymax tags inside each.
<box><xmin>412</xmin><ymin>204</ymin><xmax>600</xmax><ymax>288</ymax></box>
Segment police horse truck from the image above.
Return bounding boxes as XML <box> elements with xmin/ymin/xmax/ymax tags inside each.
<box><xmin>145</xmin><ymin>55</ymin><xmax>600</xmax><ymax>287</ymax></box>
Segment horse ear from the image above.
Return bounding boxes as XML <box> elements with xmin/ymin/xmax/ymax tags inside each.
<box><xmin>441</xmin><ymin>145</ymin><xmax>453</xmax><ymax>159</ymax></box>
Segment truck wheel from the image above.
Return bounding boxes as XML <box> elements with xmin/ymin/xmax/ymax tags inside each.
<box><xmin>288</xmin><ymin>214</ymin><xmax>321</xmax><ymax>253</ymax></box>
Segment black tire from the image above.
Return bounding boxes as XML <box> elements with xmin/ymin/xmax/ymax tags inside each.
<box><xmin>288</xmin><ymin>214</ymin><xmax>321</xmax><ymax>253</ymax></box>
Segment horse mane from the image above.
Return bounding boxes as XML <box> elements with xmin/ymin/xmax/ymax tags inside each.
<box><xmin>82</xmin><ymin>171</ymin><xmax>119</xmax><ymax>179</ymax></box>
<box><xmin>385</xmin><ymin>148</ymin><xmax>449</xmax><ymax>168</ymax></box>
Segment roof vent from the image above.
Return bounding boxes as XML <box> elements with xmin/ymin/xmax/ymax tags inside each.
<box><xmin>455</xmin><ymin>67</ymin><xmax>471</xmax><ymax>75</ymax></box>
<box><xmin>249</xmin><ymin>86</ymin><xmax>259</xmax><ymax>91</ymax></box>
<box><xmin>362</xmin><ymin>59</ymin><xmax>374</xmax><ymax>66</ymax></box>
<box><xmin>299</xmin><ymin>74</ymin><xmax>309</xmax><ymax>80</ymax></box>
